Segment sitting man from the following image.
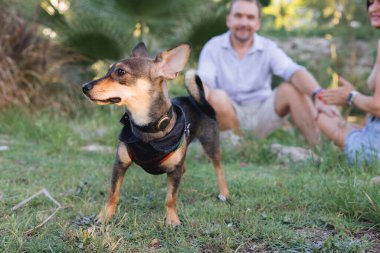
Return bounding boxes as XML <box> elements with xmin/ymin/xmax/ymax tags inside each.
<box><xmin>198</xmin><ymin>0</ymin><xmax>337</xmax><ymax>146</ymax></box>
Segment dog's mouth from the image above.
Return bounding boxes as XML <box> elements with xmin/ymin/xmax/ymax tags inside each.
<box><xmin>92</xmin><ymin>97</ymin><xmax>121</xmax><ymax>104</ymax></box>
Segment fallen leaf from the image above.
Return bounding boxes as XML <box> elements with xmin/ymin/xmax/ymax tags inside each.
<box><xmin>149</xmin><ymin>238</ymin><xmax>160</xmax><ymax>249</ymax></box>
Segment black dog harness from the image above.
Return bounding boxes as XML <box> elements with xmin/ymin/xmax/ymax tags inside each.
<box><xmin>119</xmin><ymin>104</ymin><xmax>189</xmax><ymax>175</ymax></box>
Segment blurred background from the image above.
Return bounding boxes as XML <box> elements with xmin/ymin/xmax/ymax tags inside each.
<box><xmin>0</xmin><ymin>0</ymin><xmax>378</xmax><ymax>114</ymax></box>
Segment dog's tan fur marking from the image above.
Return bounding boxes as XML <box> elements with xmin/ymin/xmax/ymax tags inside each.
<box><xmin>88</xmin><ymin>80</ymin><xmax>118</xmax><ymax>95</ymax></box>
<box><xmin>165</xmin><ymin>178</ymin><xmax>180</xmax><ymax>225</ymax></box>
<box><xmin>124</xmin><ymin>78</ymin><xmax>154</xmax><ymax>125</ymax></box>
<box><xmin>96</xmin><ymin>167</ymin><xmax>127</xmax><ymax>223</ymax></box>
<box><xmin>88</xmin><ymin>78</ymin><xmax>154</xmax><ymax>125</ymax></box>
<box><xmin>117</xmin><ymin>142</ymin><xmax>132</xmax><ymax>165</ymax></box>
<box><xmin>159</xmin><ymin>139</ymin><xmax>187</xmax><ymax>173</ymax></box>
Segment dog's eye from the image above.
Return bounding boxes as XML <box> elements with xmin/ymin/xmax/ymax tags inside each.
<box><xmin>116</xmin><ymin>68</ymin><xmax>126</xmax><ymax>77</ymax></box>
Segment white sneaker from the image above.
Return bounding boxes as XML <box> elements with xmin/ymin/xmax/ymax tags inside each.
<box><xmin>219</xmin><ymin>130</ymin><xmax>241</xmax><ymax>147</ymax></box>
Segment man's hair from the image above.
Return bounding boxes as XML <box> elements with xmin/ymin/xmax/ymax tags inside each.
<box><xmin>367</xmin><ymin>0</ymin><xmax>372</xmax><ymax>10</ymax></box>
<box><xmin>228</xmin><ymin>0</ymin><xmax>263</xmax><ymax>17</ymax></box>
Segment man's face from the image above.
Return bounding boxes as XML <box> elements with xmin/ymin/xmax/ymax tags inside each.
<box><xmin>227</xmin><ymin>1</ymin><xmax>261</xmax><ymax>43</ymax></box>
<box><xmin>368</xmin><ymin>0</ymin><xmax>380</xmax><ymax>28</ymax></box>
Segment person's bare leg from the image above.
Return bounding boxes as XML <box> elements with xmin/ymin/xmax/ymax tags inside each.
<box><xmin>205</xmin><ymin>86</ymin><xmax>240</xmax><ymax>131</ymax></box>
<box><xmin>317</xmin><ymin>112</ymin><xmax>358</xmax><ymax>149</ymax></box>
<box><xmin>275</xmin><ymin>82</ymin><xmax>320</xmax><ymax>146</ymax></box>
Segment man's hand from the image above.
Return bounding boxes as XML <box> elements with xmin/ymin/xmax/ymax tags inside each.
<box><xmin>319</xmin><ymin>77</ymin><xmax>355</xmax><ymax>106</ymax></box>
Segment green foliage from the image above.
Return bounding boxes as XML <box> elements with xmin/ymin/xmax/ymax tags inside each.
<box><xmin>0</xmin><ymin>7</ymin><xmax>82</xmax><ymax>110</ymax></box>
<box><xmin>1</xmin><ymin>0</ymin><xmax>377</xmax><ymax>111</ymax></box>
<box><xmin>185</xmin><ymin>14</ymin><xmax>228</xmax><ymax>60</ymax></box>
<box><xmin>4</xmin><ymin>0</ymin><xmax>210</xmax><ymax>61</ymax></box>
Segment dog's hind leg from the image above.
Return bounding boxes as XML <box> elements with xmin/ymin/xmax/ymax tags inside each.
<box><xmin>165</xmin><ymin>166</ymin><xmax>183</xmax><ymax>226</ymax></box>
<box><xmin>198</xmin><ymin>131</ymin><xmax>229</xmax><ymax>201</ymax></box>
<box><xmin>96</xmin><ymin>142</ymin><xmax>132</xmax><ymax>224</ymax></box>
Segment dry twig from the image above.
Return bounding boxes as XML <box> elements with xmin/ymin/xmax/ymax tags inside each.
<box><xmin>12</xmin><ymin>188</ymin><xmax>64</xmax><ymax>235</ymax></box>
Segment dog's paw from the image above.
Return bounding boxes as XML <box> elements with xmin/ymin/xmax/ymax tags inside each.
<box><xmin>167</xmin><ymin>220</ymin><xmax>181</xmax><ymax>228</ymax></box>
<box><xmin>95</xmin><ymin>211</ymin><xmax>113</xmax><ymax>225</ymax></box>
<box><xmin>165</xmin><ymin>214</ymin><xmax>181</xmax><ymax>226</ymax></box>
<box><xmin>217</xmin><ymin>194</ymin><xmax>227</xmax><ymax>201</ymax></box>
<box><xmin>94</xmin><ymin>214</ymin><xmax>105</xmax><ymax>225</ymax></box>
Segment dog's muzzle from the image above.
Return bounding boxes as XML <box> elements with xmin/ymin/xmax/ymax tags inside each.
<box><xmin>81</xmin><ymin>82</ymin><xmax>121</xmax><ymax>104</ymax></box>
<box><xmin>82</xmin><ymin>82</ymin><xmax>93</xmax><ymax>95</ymax></box>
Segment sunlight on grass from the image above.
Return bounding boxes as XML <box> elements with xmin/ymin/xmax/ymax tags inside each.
<box><xmin>0</xmin><ymin>108</ymin><xmax>379</xmax><ymax>252</ymax></box>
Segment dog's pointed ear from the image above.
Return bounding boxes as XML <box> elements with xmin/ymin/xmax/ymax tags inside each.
<box><xmin>131</xmin><ymin>42</ymin><xmax>149</xmax><ymax>58</ymax></box>
<box><xmin>153</xmin><ymin>44</ymin><xmax>191</xmax><ymax>80</ymax></box>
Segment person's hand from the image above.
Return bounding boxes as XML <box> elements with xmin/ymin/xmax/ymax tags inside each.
<box><xmin>319</xmin><ymin>76</ymin><xmax>355</xmax><ymax>106</ymax></box>
<box><xmin>314</xmin><ymin>98</ymin><xmax>340</xmax><ymax>119</ymax></box>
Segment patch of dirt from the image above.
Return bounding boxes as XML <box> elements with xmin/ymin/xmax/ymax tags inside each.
<box><xmin>354</xmin><ymin>229</ymin><xmax>380</xmax><ymax>252</ymax></box>
<box><xmin>79</xmin><ymin>143</ymin><xmax>113</xmax><ymax>153</ymax></box>
<box><xmin>0</xmin><ymin>135</ymin><xmax>11</xmax><ymax>151</ymax></box>
<box><xmin>0</xmin><ymin>145</ymin><xmax>9</xmax><ymax>151</ymax></box>
<box><xmin>0</xmin><ymin>134</ymin><xmax>13</xmax><ymax>146</ymax></box>
<box><xmin>295</xmin><ymin>227</ymin><xmax>332</xmax><ymax>248</ymax></box>
<box><xmin>370</xmin><ymin>176</ymin><xmax>380</xmax><ymax>185</ymax></box>
<box><xmin>71</xmin><ymin>125</ymin><xmax>109</xmax><ymax>139</ymax></box>
<box><xmin>295</xmin><ymin>227</ymin><xmax>380</xmax><ymax>252</ymax></box>
<box><xmin>238</xmin><ymin>241</ymin><xmax>267</xmax><ymax>252</ymax></box>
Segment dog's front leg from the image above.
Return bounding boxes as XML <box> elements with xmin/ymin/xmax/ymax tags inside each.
<box><xmin>165</xmin><ymin>165</ymin><xmax>184</xmax><ymax>226</ymax></box>
<box><xmin>96</xmin><ymin>142</ymin><xmax>132</xmax><ymax>224</ymax></box>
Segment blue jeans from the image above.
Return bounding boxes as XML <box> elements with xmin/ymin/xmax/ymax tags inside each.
<box><xmin>345</xmin><ymin>115</ymin><xmax>380</xmax><ymax>165</ymax></box>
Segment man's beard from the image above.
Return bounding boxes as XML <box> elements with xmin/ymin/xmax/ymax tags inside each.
<box><xmin>233</xmin><ymin>28</ymin><xmax>253</xmax><ymax>42</ymax></box>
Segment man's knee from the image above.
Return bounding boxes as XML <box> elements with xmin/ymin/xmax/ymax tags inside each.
<box><xmin>276</xmin><ymin>82</ymin><xmax>299</xmax><ymax>98</ymax></box>
<box><xmin>275</xmin><ymin>82</ymin><xmax>296</xmax><ymax>116</ymax></box>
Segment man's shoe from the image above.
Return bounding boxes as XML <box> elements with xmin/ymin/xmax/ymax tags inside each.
<box><xmin>219</xmin><ymin>130</ymin><xmax>241</xmax><ymax>147</ymax></box>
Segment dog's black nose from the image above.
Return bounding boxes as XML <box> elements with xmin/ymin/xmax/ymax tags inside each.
<box><xmin>82</xmin><ymin>83</ymin><xmax>93</xmax><ymax>93</ymax></box>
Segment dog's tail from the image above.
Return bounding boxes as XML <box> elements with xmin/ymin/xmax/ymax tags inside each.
<box><xmin>185</xmin><ymin>69</ymin><xmax>216</xmax><ymax>119</ymax></box>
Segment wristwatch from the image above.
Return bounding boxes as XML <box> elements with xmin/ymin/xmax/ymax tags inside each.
<box><xmin>311</xmin><ymin>87</ymin><xmax>323</xmax><ymax>101</ymax></box>
<box><xmin>347</xmin><ymin>90</ymin><xmax>359</xmax><ymax>106</ymax></box>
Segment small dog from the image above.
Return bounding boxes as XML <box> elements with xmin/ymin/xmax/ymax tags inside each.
<box><xmin>82</xmin><ymin>42</ymin><xmax>229</xmax><ymax>225</ymax></box>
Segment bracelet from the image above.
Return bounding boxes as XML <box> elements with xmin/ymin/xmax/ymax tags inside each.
<box><xmin>347</xmin><ymin>90</ymin><xmax>359</xmax><ymax>106</ymax></box>
<box><xmin>311</xmin><ymin>87</ymin><xmax>323</xmax><ymax>101</ymax></box>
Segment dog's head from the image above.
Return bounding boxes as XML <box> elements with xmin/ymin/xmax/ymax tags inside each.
<box><xmin>82</xmin><ymin>42</ymin><xmax>190</xmax><ymax>108</ymax></box>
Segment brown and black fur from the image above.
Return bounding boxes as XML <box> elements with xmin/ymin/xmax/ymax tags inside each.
<box><xmin>82</xmin><ymin>42</ymin><xmax>229</xmax><ymax>225</ymax></box>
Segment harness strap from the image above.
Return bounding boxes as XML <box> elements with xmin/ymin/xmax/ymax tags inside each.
<box><xmin>159</xmin><ymin>136</ymin><xmax>185</xmax><ymax>164</ymax></box>
<box><xmin>127</xmin><ymin>135</ymin><xmax>186</xmax><ymax>166</ymax></box>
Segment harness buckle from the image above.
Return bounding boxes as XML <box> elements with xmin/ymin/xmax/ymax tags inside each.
<box><xmin>185</xmin><ymin>123</ymin><xmax>190</xmax><ymax>138</ymax></box>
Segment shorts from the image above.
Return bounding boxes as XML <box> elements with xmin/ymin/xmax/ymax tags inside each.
<box><xmin>345</xmin><ymin>115</ymin><xmax>380</xmax><ymax>165</ymax></box>
<box><xmin>232</xmin><ymin>90</ymin><xmax>287</xmax><ymax>137</ymax></box>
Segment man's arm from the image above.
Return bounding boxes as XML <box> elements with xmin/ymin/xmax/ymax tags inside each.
<box><xmin>290</xmin><ymin>69</ymin><xmax>340</xmax><ymax>117</ymax></box>
<box><xmin>198</xmin><ymin>41</ymin><xmax>218</xmax><ymax>88</ymax></box>
<box><xmin>269</xmin><ymin>45</ymin><xmax>322</xmax><ymax>98</ymax></box>
<box><xmin>289</xmin><ymin>69</ymin><xmax>320</xmax><ymax>96</ymax></box>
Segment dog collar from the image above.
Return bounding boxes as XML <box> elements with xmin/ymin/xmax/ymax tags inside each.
<box><xmin>120</xmin><ymin>106</ymin><xmax>174</xmax><ymax>133</ymax></box>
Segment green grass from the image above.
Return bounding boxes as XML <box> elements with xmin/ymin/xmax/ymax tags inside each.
<box><xmin>0</xmin><ymin>107</ymin><xmax>379</xmax><ymax>252</ymax></box>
